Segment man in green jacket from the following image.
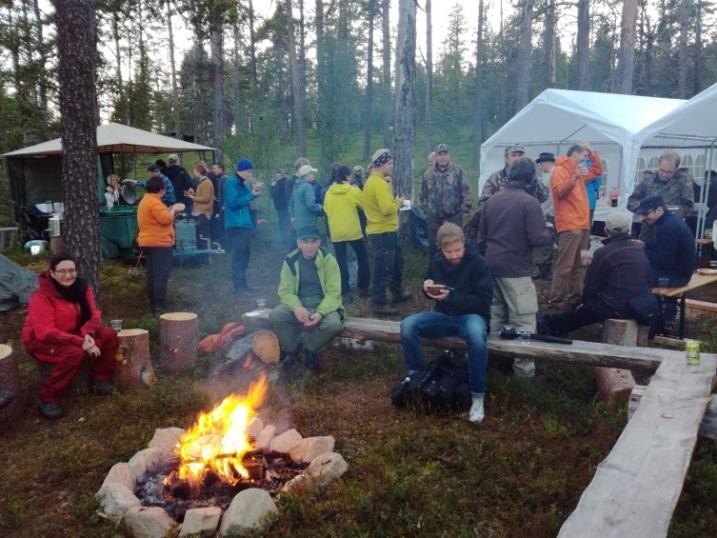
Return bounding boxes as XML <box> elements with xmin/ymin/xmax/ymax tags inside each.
<box><xmin>270</xmin><ymin>226</ymin><xmax>344</xmax><ymax>371</ymax></box>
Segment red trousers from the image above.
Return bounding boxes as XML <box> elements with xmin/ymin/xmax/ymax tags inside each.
<box><xmin>27</xmin><ymin>326</ymin><xmax>118</xmax><ymax>402</ymax></box>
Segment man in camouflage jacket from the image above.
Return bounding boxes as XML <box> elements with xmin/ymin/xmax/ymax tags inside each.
<box><xmin>420</xmin><ymin>143</ymin><xmax>472</xmax><ymax>259</ymax></box>
<box><xmin>627</xmin><ymin>150</ymin><xmax>694</xmax><ymax>240</ymax></box>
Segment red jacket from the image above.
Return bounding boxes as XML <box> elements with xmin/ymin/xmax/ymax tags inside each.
<box><xmin>22</xmin><ymin>271</ymin><xmax>103</xmax><ymax>349</ymax></box>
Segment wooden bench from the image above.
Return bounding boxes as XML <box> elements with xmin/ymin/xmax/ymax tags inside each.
<box><xmin>651</xmin><ymin>272</ymin><xmax>717</xmax><ymax>339</ymax></box>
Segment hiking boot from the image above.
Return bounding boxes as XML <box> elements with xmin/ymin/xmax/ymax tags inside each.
<box><xmin>468</xmin><ymin>396</ymin><xmax>485</xmax><ymax>423</ymax></box>
<box><xmin>39</xmin><ymin>400</ymin><xmax>64</xmax><ymax>420</ymax></box>
<box><xmin>93</xmin><ymin>380</ymin><xmax>113</xmax><ymax>396</ymax></box>
<box><xmin>280</xmin><ymin>351</ymin><xmax>306</xmax><ymax>382</ymax></box>
<box><xmin>0</xmin><ymin>389</ymin><xmax>17</xmax><ymax>409</ymax></box>
<box><xmin>391</xmin><ymin>290</ymin><xmax>412</xmax><ymax>304</ymax></box>
<box><xmin>305</xmin><ymin>351</ymin><xmax>320</xmax><ymax>372</ymax></box>
<box><xmin>372</xmin><ymin>303</ymin><xmax>400</xmax><ymax>316</ymax></box>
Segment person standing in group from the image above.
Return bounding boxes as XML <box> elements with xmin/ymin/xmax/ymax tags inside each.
<box><xmin>549</xmin><ymin>142</ymin><xmax>603</xmax><ymax>310</ymax></box>
<box><xmin>479</xmin><ymin>157</ymin><xmax>553</xmax><ymax>378</ymax></box>
<box><xmin>285</xmin><ymin>157</ymin><xmax>311</xmax><ymax>209</ymax></box>
<box><xmin>289</xmin><ymin>164</ymin><xmax>323</xmax><ymax>231</ymax></box>
<box><xmin>187</xmin><ymin>163</ymin><xmax>214</xmax><ymax>244</ymax></box>
<box><xmin>324</xmin><ymin>164</ymin><xmax>370</xmax><ymax>302</ymax></box>
<box><xmin>164</xmin><ymin>153</ymin><xmax>195</xmax><ymax>209</ymax></box>
<box><xmin>225</xmin><ymin>158</ymin><xmax>263</xmax><ymax>293</ymax></box>
<box><xmin>420</xmin><ymin>143</ymin><xmax>472</xmax><ymax>261</ymax></box>
<box><xmin>137</xmin><ymin>176</ymin><xmax>183</xmax><ymax>313</ymax></box>
<box><xmin>363</xmin><ymin>149</ymin><xmax>410</xmax><ymax>315</ymax></box>
<box><xmin>209</xmin><ymin>162</ymin><xmax>228</xmax><ymax>246</ymax></box>
<box><xmin>123</xmin><ymin>165</ymin><xmax>176</xmax><ymax>206</ymax></box>
<box><xmin>271</xmin><ymin>168</ymin><xmax>292</xmax><ymax>250</ymax></box>
<box><xmin>533</xmin><ymin>152</ymin><xmax>557</xmax><ymax>280</ymax></box>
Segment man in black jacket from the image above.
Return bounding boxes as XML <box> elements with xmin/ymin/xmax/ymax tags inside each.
<box><xmin>164</xmin><ymin>153</ymin><xmax>195</xmax><ymax>209</ymax></box>
<box><xmin>400</xmin><ymin>222</ymin><xmax>493</xmax><ymax>423</ymax></box>
<box><xmin>271</xmin><ymin>168</ymin><xmax>292</xmax><ymax>249</ymax></box>
<box><xmin>538</xmin><ymin>211</ymin><xmax>654</xmax><ymax>336</ymax></box>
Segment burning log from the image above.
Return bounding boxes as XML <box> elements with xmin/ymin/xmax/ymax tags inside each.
<box><xmin>0</xmin><ymin>344</ymin><xmax>23</xmax><ymax>420</ymax></box>
<box><xmin>115</xmin><ymin>328</ymin><xmax>156</xmax><ymax>389</ymax></box>
<box><xmin>160</xmin><ymin>312</ymin><xmax>199</xmax><ymax>372</ymax></box>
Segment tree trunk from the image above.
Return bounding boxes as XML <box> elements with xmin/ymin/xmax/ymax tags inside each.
<box><xmin>472</xmin><ymin>0</ymin><xmax>484</xmax><ymax>167</ymax></box>
<box><xmin>515</xmin><ymin>0</ymin><xmax>533</xmax><ymax>111</ymax></box>
<box><xmin>576</xmin><ymin>0</ymin><xmax>590</xmax><ymax>90</ymax></box>
<box><xmin>210</xmin><ymin>7</ymin><xmax>224</xmax><ymax>162</ymax></box>
<box><xmin>677</xmin><ymin>0</ymin><xmax>689</xmax><ymax>98</ymax></box>
<box><xmin>693</xmin><ymin>1</ymin><xmax>702</xmax><ymax>95</ymax></box>
<box><xmin>53</xmin><ymin>0</ymin><xmax>101</xmax><ymax>296</ymax></box>
<box><xmin>363</xmin><ymin>0</ymin><xmax>377</xmax><ymax>161</ymax></box>
<box><xmin>159</xmin><ymin>312</ymin><xmax>199</xmax><ymax>371</ymax></box>
<box><xmin>542</xmin><ymin>0</ymin><xmax>556</xmax><ymax>89</ymax></box>
<box><xmin>232</xmin><ymin>16</ymin><xmax>242</xmax><ymax>136</ymax></box>
<box><xmin>248</xmin><ymin>0</ymin><xmax>258</xmax><ymax>85</ymax></box>
<box><xmin>393</xmin><ymin>0</ymin><xmax>416</xmax><ymax>199</ymax></box>
<box><xmin>166</xmin><ymin>0</ymin><xmax>180</xmax><ymax>138</ymax></box>
<box><xmin>31</xmin><ymin>0</ymin><xmax>49</xmax><ymax>129</ymax></box>
<box><xmin>381</xmin><ymin>0</ymin><xmax>392</xmax><ymax>148</ymax></box>
<box><xmin>299</xmin><ymin>0</ymin><xmax>307</xmax><ymax>95</ymax></box>
<box><xmin>286</xmin><ymin>0</ymin><xmax>306</xmax><ymax>157</ymax></box>
<box><xmin>615</xmin><ymin>0</ymin><xmax>638</xmax><ymax>94</ymax></box>
<box><xmin>425</xmin><ymin>0</ymin><xmax>432</xmax><ymax>155</ymax></box>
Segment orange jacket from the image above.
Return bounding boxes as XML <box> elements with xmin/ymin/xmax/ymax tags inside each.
<box><xmin>137</xmin><ymin>193</ymin><xmax>175</xmax><ymax>247</ymax></box>
<box><xmin>551</xmin><ymin>150</ymin><xmax>603</xmax><ymax>233</ymax></box>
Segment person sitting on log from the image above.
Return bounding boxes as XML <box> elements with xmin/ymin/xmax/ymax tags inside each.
<box><xmin>270</xmin><ymin>226</ymin><xmax>344</xmax><ymax>372</ymax></box>
<box><xmin>22</xmin><ymin>254</ymin><xmax>118</xmax><ymax>419</ymax></box>
<box><xmin>399</xmin><ymin>222</ymin><xmax>493</xmax><ymax>423</ymax></box>
<box><xmin>537</xmin><ymin>211</ymin><xmax>656</xmax><ymax>336</ymax></box>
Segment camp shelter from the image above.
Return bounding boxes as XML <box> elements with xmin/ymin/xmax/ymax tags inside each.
<box><xmin>479</xmin><ymin>89</ymin><xmax>685</xmax><ymax>221</ymax></box>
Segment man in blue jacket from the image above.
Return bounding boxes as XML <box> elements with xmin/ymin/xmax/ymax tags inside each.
<box><xmin>225</xmin><ymin>158</ymin><xmax>263</xmax><ymax>293</ymax></box>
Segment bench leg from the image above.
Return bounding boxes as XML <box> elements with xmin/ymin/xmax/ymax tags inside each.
<box><xmin>678</xmin><ymin>294</ymin><xmax>686</xmax><ymax>340</ymax></box>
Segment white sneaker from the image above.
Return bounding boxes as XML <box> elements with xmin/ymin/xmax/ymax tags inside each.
<box><xmin>469</xmin><ymin>396</ymin><xmax>485</xmax><ymax>423</ymax></box>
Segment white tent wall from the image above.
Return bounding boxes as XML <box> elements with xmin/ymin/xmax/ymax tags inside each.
<box><xmin>479</xmin><ymin>90</ymin><xmax>685</xmax><ymax>222</ymax></box>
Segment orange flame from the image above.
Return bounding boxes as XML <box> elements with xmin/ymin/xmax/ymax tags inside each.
<box><xmin>175</xmin><ymin>375</ymin><xmax>268</xmax><ymax>486</ymax></box>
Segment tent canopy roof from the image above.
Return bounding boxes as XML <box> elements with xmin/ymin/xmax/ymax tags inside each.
<box><xmin>2</xmin><ymin>122</ymin><xmax>215</xmax><ymax>157</ymax></box>
<box><xmin>638</xmin><ymin>81</ymin><xmax>717</xmax><ymax>147</ymax></box>
<box><xmin>481</xmin><ymin>89</ymin><xmax>686</xmax><ymax>151</ymax></box>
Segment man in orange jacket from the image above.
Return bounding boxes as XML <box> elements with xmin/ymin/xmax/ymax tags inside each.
<box><xmin>549</xmin><ymin>142</ymin><xmax>603</xmax><ymax>309</ymax></box>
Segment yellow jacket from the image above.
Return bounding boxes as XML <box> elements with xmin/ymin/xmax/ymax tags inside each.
<box><xmin>363</xmin><ymin>172</ymin><xmax>400</xmax><ymax>235</ymax></box>
<box><xmin>192</xmin><ymin>177</ymin><xmax>214</xmax><ymax>218</ymax></box>
<box><xmin>324</xmin><ymin>183</ymin><xmax>365</xmax><ymax>242</ymax></box>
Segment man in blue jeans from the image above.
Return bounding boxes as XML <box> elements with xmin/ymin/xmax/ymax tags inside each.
<box><xmin>400</xmin><ymin>222</ymin><xmax>493</xmax><ymax>423</ymax></box>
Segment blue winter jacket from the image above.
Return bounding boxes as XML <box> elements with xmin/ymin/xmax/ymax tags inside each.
<box><xmin>224</xmin><ymin>174</ymin><xmax>256</xmax><ymax>229</ymax></box>
<box><xmin>289</xmin><ymin>179</ymin><xmax>322</xmax><ymax>229</ymax></box>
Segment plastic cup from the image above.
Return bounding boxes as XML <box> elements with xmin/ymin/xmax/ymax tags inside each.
<box><xmin>256</xmin><ymin>298</ymin><xmax>267</xmax><ymax>309</ymax></box>
<box><xmin>710</xmin><ymin>260</ymin><xmax>717</xmax><ymax>269</ymax></box>
<box><xmin>657</xmin><ymin>389</ymin><xmax>676</xmax><ymax>419</ymax></box>
<box><xmin>658</xmin><ymin>277</ymin><xmax>670</xmax><ymax>289</ymax></box>
<box><xmin>110</xmin><ymin>319</ymin><xmax>123</xmax><ymax>333</ymax></box>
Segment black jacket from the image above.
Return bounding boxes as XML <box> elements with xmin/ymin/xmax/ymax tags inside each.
<box><xmin>645</xmin><ymin>211</ymin><xmax>695</xmax><ymax>286</ymax></box>
<box><xmin>271</xmin><ymin>177</ymin><xmax>289</xmax><ymax>210</ymax></box>
<box><xmin>164</xmin><ymin>164</ymin><xmax>195</xmax><ymax>201</ymax></box>
<box><xmin>582</xmin><ymin>233</ymin><xmax>650</xmax><ymax>315</ymax></box>
<box><xmin>425</xmin><ymin>248</ymin><xmax>493</xmax><ymax>321</ymax></box>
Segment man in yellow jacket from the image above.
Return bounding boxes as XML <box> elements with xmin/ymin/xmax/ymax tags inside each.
<box><xmin>363</xmin><ymin>149</ymin><xmax>410</xmax><ymax>315</ymax></box>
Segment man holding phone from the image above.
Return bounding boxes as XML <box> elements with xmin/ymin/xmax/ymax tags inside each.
<box><xmin>399</xmin><ymin>223</ymin><xmax>493</xmax><ymax>423</ymax></box>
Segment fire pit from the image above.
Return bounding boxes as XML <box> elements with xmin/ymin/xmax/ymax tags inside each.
<box><xmin>97</xmin><ymin>375</ymin><xmax>348</xmax><ymax>537</ymax></box>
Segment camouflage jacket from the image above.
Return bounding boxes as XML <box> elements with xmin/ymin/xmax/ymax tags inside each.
<box><xmin>478</xmin><ymin>166</ymin><xmax>549</xmax><ymax>209</ymax></box>
<box><xmin>627</xmin><ymin>168</ymin><xmax>694</xmax><ymax>216</ymax></box>
<box><xmin>419</xmin><ymin>162</ymin><xmax>472</xmax><ymax>220</ymax></box>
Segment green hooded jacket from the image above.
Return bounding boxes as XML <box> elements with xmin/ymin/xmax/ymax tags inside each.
<box><xmin>278</xmin><ymin>248</ymin><xmax>346</xmax><ymax>319</ymax></box>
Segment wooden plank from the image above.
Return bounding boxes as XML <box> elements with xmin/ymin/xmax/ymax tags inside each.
<box><xmin>650</xmin><ymin>272</ymin><xmax>717</xmax><ymax>298</ymax></box>
<box><xmin>243</xmin><ymin>310</ymin><xmax>717</xmax><ymax>372</ymax></box>
<box><xmin>628</xmin><ymin>385</ymin><xmax>717</xmax><ymax>441</ymax></box>
<box><xmin>558</xmin><ymin>354</ymin><xmax>717</xmax><ymax>537</ymax></box>
<box><xmin>686</xmin><ymin>298</ymin><xmax>717</xmax><ymax>313</ymax></box>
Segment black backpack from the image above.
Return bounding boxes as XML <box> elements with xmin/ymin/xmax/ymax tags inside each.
<box><xmin>391</xmin><ymin>351</ymin><xmax>472</xmax><ymax>412</ymax></box>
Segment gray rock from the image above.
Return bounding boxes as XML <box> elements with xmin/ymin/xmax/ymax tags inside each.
<box><xmin>305</xmin><ymin>452</ymin><xmax>348</xmax><ymax>487</ymax></box>
<box><xmin>123</xmin><ymin>506</ymin><xmax>176</xmax><ymax>538</ymax></box>
<box><xmin>219</xmin><ymin>488</ymin><xmax>278</xmax><ymax>536</ymax></box>
<box><xmin>96</xmin><ymin>482</ymin><xmax>141</xmax><ymax>521</ymax></box>
<box><xmin>289</xmin><ymin>436</ymin><xmax>335</xmax><ymax>464</ymax></box>
<box><xmin>128</xmin><ymin>447</ymin><xmax>164</xmax><ymax>481</ymax></box>
<box><xmin>179</xmin><ymin>506</ymin><xmax>221</xmax><ymax>537</ymax></box>
<box><xmin>147</xmin><ymin>427</ymin><xmax>184</xmax><ymax>457</ymax></box>
<box><xmin>100</xmin><ymin>462</ymin><xmax>135</xmax><ymax>491</ymax></box>
<box><xmin>281</xmin><ymin>473</ymin><xmax>312</xmax><ymax>495</ymax></box>
<box><xmin>269</xmin><ymin>428</ymin><xmax>302</xmax><ymax>454</ymax></box>
<box><xmin>247</xmin><ymin>417</ymin><xmax>263</xmax><ymax>439</ymax></box>
<box><xmin>255</xmin><ymin>424</ymin><xmax>276</xmax><ymax>451</ymax></box>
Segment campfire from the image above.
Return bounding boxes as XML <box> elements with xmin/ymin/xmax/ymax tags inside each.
<box><xmin>97</xmin><ymin>375</ymin><xmax>348</xmax><ymax>536</ymax></box>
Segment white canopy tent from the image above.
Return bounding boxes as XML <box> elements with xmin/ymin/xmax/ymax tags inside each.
<box><xmin>479</xmin><ymin>89</ymin><xmax>685</xmax><ymax>220</ymax></box>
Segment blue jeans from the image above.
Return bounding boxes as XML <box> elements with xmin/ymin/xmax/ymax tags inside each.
<box><xmin>400</xmin><ymin>312</ymin><xmax>488</xmax><ymax>395</ymax></box>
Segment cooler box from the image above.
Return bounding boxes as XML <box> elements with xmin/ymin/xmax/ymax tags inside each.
<box><xmin>99</xmin><ymin>206</ymin><xmax>138</xmax><ymax>256</ymax></box>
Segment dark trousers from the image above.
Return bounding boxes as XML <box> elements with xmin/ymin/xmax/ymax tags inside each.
<box><xmin>228</xmin><ymin>227</ymin><xmax>252</xmax><ymax>291</ymax></box>
<box><xmin>143</xmin><ymin>246</ymin><xmax>173</xmax><ymax>310</ymax></box>
<box><xmin>211</xmin><ymin>210</ymin><xmax>226</xmax><ymax>247</ymax></box>
<box><xmin>27</xmin><ymin>326</ymin><xmax>118</xmax><ymax>402</ymax></box>
<box><xmin>544</xmin><ymin>300</ymin><xmax>618</xmax><ymax>336</ymax></box>
<box><xmin>195</xmin><ymin>214</ymin><xmax>210</xmax><ymax>246</ymax></box>
<box><xmin>334</xmin><ymin>239</ymin><xmax>370</xmax><ymax>295</ymax></box>
<box><xmin>369</xmin><ymin>231</ymin><xmax>403</xmax><ymax>304</ymax></box>
<box><xmin>276</xmin><ymin>208</ymin><xmax>292</xmax><ymax>250</ymax></box>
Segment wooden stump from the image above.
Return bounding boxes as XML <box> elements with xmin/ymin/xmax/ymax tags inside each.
<box><xmin>596</xmin><ymin>319</ymin><xmax>647</xmax><ymax>403</ymax></box>
<box><xmin>160</xmin><ymin>312</ymin><xmax>199</xmax><ymax>372</ymax></box>
<box><xmin>115</xmin><ymin>329</ymin><xmax>156</xmax><ymax>389</ymax></box>
<box><xmin>0</xmin><ymin>344</ymin><xmax>24</xmax><ymax>420</ymax></box>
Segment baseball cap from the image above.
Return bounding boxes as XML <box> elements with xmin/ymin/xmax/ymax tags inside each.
<box><xmin>505</xmin><ymin>144</ymin><xmax>526</xmax><ymax>155</ymax></box>
<box><xmin>297</xmin><ymin>164</ymin><xmax>318</xmax><ymax>177</ymax></box>
<box><xmin>296</xmin><ymin>226</ymin><xmax>321</xmax><ymax>240</ymax></box>
<box><xmin>636</xmin><ymin>195</ymin><xmax>666</xmax><ymax>215</ymax></box>
<box><xmin>434</xmin><ymin>143</ymin><xmax>449</xmax><ymax>153</ymax></box>
<box><xmin>604</xmin><ymin>210</ymin><xmax>633</xmax><ymax>234</ymax></box>
<box><xmin>535</xmin><ymin>152</ymin><xmax>555</xmax><ymax>163</ymax></box>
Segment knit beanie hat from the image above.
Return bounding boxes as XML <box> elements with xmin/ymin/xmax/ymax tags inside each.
<box><xmin>236</xmin><ymin>158</ymin><xmax>254</xmax><ymax>171</ymax></box>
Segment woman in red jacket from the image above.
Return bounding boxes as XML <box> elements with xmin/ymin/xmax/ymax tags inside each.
<box><xmin>22</xmin><ymin>254</ymin><xmax>118</xmax><ymax>419</ymax></box>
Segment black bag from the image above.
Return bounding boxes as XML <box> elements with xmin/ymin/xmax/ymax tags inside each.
<box><xmin>390</xmin><ymin>351</ymin><xmax>472</xmax><ymax>412</ymax></box>
<box><xmin>628</xmin><ymin>290</ymin><xmax>659</xmax><ymax>328</ymax></box>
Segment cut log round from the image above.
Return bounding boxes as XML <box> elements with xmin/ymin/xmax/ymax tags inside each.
<box><xmin>225</xmin><ymin>331</ymin><xmax>280</xmax><ymax>366</ymax></box>
<box><xmin>115</xmin><ymin>329</ymin><xmax>156</xmax><ymax>389</ymax></box>
<box><xmin>596</xmin><ymin>319</ymin><xmax>642</xmax><ymax>403</ymax></box>
<box><xmin>160</xmin><ymin>312</ymin><xmax>199</xmax><ymax>372</ymax></box>
<box><xmin>0</xmin><ymin>344</ymin><xmax>24</xmax><ymax>420</ymax></box>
